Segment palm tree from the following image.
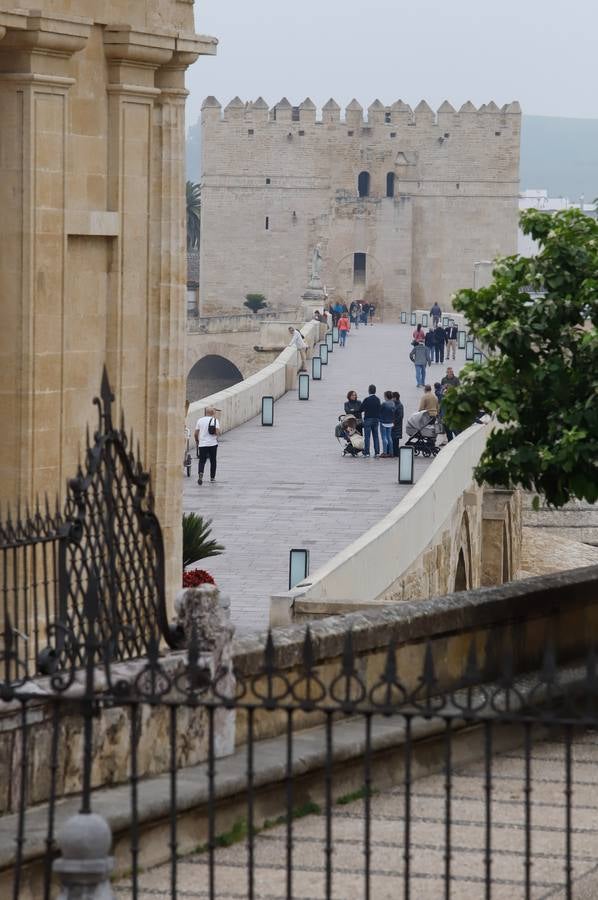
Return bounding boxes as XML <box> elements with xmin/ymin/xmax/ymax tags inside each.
<box><xmin>182</xmin><ymin>513</ymin><xmax>224</xmax><ymax>568</ymax></box>
<box><xmin>186</xmin><ymin>181</ymin><xmax>201</xmax><ymax>251</ymax></box>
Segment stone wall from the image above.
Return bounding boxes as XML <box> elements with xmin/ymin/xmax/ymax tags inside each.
<box><xmin>199</xmin><ymin>97</ymin><xmax>520</xmax><ymax>319</ymax></box>
<box><xmin>0</xmin><ymin>4</ymin><xmax>217</xmax><ymax>613</ymax></box>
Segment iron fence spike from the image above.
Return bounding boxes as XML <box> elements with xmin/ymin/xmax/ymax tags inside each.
<box><xmin>342</xmin><ymin>629</ymin><xmax>355</xmax><ymax>673</ymax></box>
<box><xmin>421</xmin><ymin>641</ymin><xmax>437</xmax><ymax>687</ymax></box>
<box><xmin>384</xmin><ymin>640</ymin><xmax>397</xmax><ymax>682</ymax></box>
<box><xmin>264</xmin><ymin>630</ymin><xmax>275</xmax><ymax>672</ymax></box>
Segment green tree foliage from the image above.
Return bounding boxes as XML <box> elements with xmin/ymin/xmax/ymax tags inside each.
<box><xmin>182</xmin><ymin>513</ymin><xmax>224</xmax><ymax>568</ymax></box>
<box><xmin>243</xmin><ymin>293</ymin><xmax>268</xmax><ymax>313</ymax></box>
<box><xmin>444</xmin><ymin>209</ymin><xmax>598</xmax><ymax>507</ymax></box>
<box><xmin>186</xmin><ymin>181</ymin><xmax>201</xmax><ymax>251</ymax></box>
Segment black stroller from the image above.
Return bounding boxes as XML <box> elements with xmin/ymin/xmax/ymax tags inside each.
<box><xmin>404</xmin><ymin>410</ymin><xmax>440</xmax><ymax>458</ymax></box>
<box><xmin>335</xmin><ymin>414</ymin><xmax>365</xmax><ymax>457</ymax></box>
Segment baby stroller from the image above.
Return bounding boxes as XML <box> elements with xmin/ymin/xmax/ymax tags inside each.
<box><xmin>404</xmin><ymin>410</ymin><xmax>440</xmax><ymax>458</ymax></box>
<box><xmin>335</xmin><ymin>414</ymin><xmax>365</xmax><ymax>457</ymax></box>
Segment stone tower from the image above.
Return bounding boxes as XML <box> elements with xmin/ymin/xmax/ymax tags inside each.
<box><xmin>199</xmin><ymin>97</ymin><xmax>521</xmax><ymax>318</ymax></box>
<box><xmin>0</xmin><ymin>3</ymin><xmax>217</xmax><ymax>599</ymax></box>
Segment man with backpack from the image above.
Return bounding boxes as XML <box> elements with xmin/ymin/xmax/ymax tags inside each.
<box><xmin>194</xmin><ymin>406</ymin><xmax>221</xmax><ymax>485</ymax></box>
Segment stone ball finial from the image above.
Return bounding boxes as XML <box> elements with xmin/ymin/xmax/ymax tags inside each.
<box><xmin>57</xmin><ymin>813</ymin><xmax>112</xmax><ymax>860</ymax></box>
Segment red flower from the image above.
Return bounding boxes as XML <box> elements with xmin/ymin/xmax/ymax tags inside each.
<box><xmin>182</xmin><ymin>569</ymin><xmax>216</xmax><ymax>588</ymax></box>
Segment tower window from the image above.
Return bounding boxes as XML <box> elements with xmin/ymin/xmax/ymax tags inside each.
<box><xmin>358</xmin><ymin>171</ymin><xmax>370</xmax><ymax>198</ymax></box>
<box><xmin>266</xmin><ymin>178</ymin><xmax>271</xmax><ymax>184</ymax></box>
<box><xmin>347</xmin><ymin>130</ymin><xmax>354</xmax><ymax>136</ymax></box>
<box><xmin>353</xmin><ymin>252</ymin><xmax>366</xmax><ymax>286</ymax></box>
<box><xmin>390</xmin><ymin>132</ymin><xmax>397</xmax><ymax>138</ymax></box>
<box><xmin>385</xmin><ymin>111</ymin><xmax>391</xmax><ymax>123</ymax></box>
<box><xmin>248</xmin><ymin>129</ymin><xmax>254</xmax><ymax>136</ymax></box>
<box><xmin>386</xmin><ymin>172</ymin><xmax>395</xmax><ymax>198</ymax></box>
<box><xmin>292</xmin><ymin>106</ymin><xmax>300</xmax><ymax>121</ymax></box>
<box><xmin>265</xmin><ymin>216</ymin><xmax>269</xmax><ymax>230</ymax></box>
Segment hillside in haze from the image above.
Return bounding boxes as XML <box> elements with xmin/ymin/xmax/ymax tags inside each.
<box><xmin>521</xmin><ymin>115</ymin><xmax>598</xmax><ymax>200</ymax></box>
<box><xmin>187</xmin><ymin>114</ymin><xmax>598</xmax><ymax>202</ymax></box>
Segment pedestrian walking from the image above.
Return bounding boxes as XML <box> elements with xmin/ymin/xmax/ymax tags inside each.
<box><xmin>445</xmin><ymin>322</ymin><xmax>458</xmax><ymax>360</ymax></box>
<box><xmin>433</xmin><ymin>323</ymin><xmax>446</xmax><ymax>364</ymax></box>
<box><xmin>391</xmin><ymin>392</ymin><xmax>404</xmax><ymax>456</ymax></box>
<box><xmin>409</xmin><ymin>341</ymin><xmax>428</xmax><ymax>387</ymax></box>
<box><xmin>361</xmin><ymin>302</ymin><xmax>370</xmax><ymax>325</ymax></box>
<box><xmin>288</xmin><ymin>326</ymin><xmax>308</xmax><ymax>371</ymax></box>
<box><xmin>412</xmin><ymin>323</ymin><xmax>425</xmax><ymax>343</ymax></box>
<box><xmin>360</xmin><ymin>384</ymin><xmax>381</xmax><ymax>457</ymax></box>
<box><xmin>379</xmin><ymin>391</ymin><xmax>395</xmax><ymax>457</ymax></box>
<box><xmin>419</xmin><ymin>384</ymin><xmax>439</xmax><ymax>416</ymax></box>
<box><xmin>369</xmin><ymin>303</ymin><xmax>376</xmax><ymax>325</ymax></box>
<box><xmin>424</xmin><ymin>327</ymin><xmax>435</xmax><ymax>366</ymax></box>
<box><xmin>194</xmin><ymin>406</ymin><xmax>221</xmax><ymax>485</ymax></box>
<box><xmin>338</xmin><ymin>313</ymin><xmax>350</xmax><ymax>347</ymax></box>
<box><xmin>430</xmin><ymin>301</ymin><xmax>442</xmax><ymax>327</ymax></box>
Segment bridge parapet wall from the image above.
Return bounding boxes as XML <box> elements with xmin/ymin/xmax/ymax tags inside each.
<box><xmin>271</xmin><ymin>422</ymin><xmax>521</xmax><ymax>625</ymax></box>
<box><xmin>186</xmin><ymin>319</ymin><xmax>324</xmax><ymax>433</ymax></box>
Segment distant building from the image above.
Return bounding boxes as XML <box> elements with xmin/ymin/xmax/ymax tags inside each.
<box><xmin>199</xmin><ymin>97</ymin><xmax>521</xmax><ymax>319</ymax></box>
<box><xmin>519</xmin><ymin>190</ymin><xmax>597</xmax><ymax>255</ymax></box>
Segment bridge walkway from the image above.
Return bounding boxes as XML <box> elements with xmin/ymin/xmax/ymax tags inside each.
<box><xmin>183</xmin><ymin>323</ymin><xmax>464</xmax><ymax>634</ymax></box>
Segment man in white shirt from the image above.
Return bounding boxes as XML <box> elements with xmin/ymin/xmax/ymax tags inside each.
<box><xmin>288</xmin><ymin>326</ymin><xmax>308</xmax><ymax>372</ymax></box>
<box><xmin>194</xmin><ymin>406</ymin><xmax>221</xmax><ymax>485</ymax></box>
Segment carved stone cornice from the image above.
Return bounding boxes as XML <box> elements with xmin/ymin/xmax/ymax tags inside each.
<box><xmin>0</xmin><ymin>11</ymin><xmax>91</xmax><ymax>74</ymax></box>
<box><xmin>156</xmin><ymin>33</ymin><xmax>218</xmax><ymax>94</ymax></box>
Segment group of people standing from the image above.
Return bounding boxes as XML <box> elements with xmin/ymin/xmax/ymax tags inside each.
<box><xmin>410</xmin><ymin>322</ymin><xmax>458</xmax><ymax>387</ymax></box>
<box><xmin>329</xmin><ymin>300</ymin><xmax>376</xmax><ymax>328</ymax></box>
<box><xmin>344</xmin><ymin>386</ymin><xmax>404</xmax><ymax>458</ymax></box>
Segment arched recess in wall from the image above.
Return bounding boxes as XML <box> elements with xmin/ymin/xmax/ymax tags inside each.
<box><xmin>386</xmin><ymin>172</ymin><xmax>395</xmax><ymax>197</ymax></box>
<box><xmin>186</xmin><ymin>355</ymin><xmax>243</xmax><ymax>404</ymax></box>
<box><xmin>358</xmin><ymin>171</ymin><xmax>370</xmax><ymax>197</ymax></box>
<box><xmin>453</xmin><ymin>509</ymin><xmax>473</xmax><ymax>592</ymax></box>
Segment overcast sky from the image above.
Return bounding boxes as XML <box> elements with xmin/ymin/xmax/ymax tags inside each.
<box><xmin>187</xmin><ymin>0</ymin><xmax>596</xmax><ymax>128</ymax></box>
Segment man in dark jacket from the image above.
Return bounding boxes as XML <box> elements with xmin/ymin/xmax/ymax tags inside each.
<box><xmin>391</xmin><ymin>392</ymin><xmax>404</xmax><ymax>456</ymax></box>
<box><xmin>433</xmin><ymin>324</ymin><xmax>446</xmax><ymax>364</ymax></box>
<box><xmin>424</xmin><ymin>328</ymin><xmax>435</xmax><ymax>366</ymax></box>
<box><xmin>430</xmin><ymin>302</ymin><xmax>442</xmax><ymax>327</ymax></box>
<box><xmin>360</xmin><ymin>384</ymin><xmax>381</xmax><ymax>457</ymax></box>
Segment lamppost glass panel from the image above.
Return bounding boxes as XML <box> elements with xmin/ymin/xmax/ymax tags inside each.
<box><xmin>298</xmin><ymin>372</ymin><xmax>310</xmax><ymax>399</ymax></box>
<box><xmin>458</xmin><ymin>330</ymin><xmax>466</xmax><ymax>350</ymax></box>
<box><xmin>473</xmin><ymin>350</ymin><xmax>483</xmax><ymax>365</ymax></box>
<box><xmin>320</xmin><ymin>342</ymin><xmax>328</xmax><ymax>364</ymax></box>
<box><xmin>398</xmin><ymin>446</ymin><xmax>414</xmax><ymax>484</ymax></box>
<box><xmin>332</xmin><ymin>326</ymin><xmax>339</xmax><ymax>343</ymax></box>
<box><xmin>261</xmin><ymin>396</ymin><xmax>274</xmax><ymax>426</ymax></box>
<box><xmin>326</xmin><ymin>332</ymin><xmax>333</xmax><ymax>353</ymax></box>
<box><xmin>401</xmin><ymin>311</ymin><xmax>407</xmax><ymax>324</ymax></box>
<box><xmin>410</xmin><ymin>312</ymin><xmax>417</xmax><ymax>326</ymax></box>
<box><xmin>466</xmin><ymin>339</ymin><xmax>475</xmax><ymax>361</ymax></box>
<box><xmin>442</xmin><ymin>315</ymin><xmax>449</xmax><ymax>327</ymax></box>
<box><xmin>312</xmin><ymin>355</ymin><xmax>322</xmax><ymax>380</ymax></box>
<box><xmin>289</xmin><ymin>549</ymin><xmax>310</xmax><ymax>589</ymax></box>
<box><xmin>422</xmin><ymin>313</ymin><xmax>428</xmax><ymax>327</ymax></box>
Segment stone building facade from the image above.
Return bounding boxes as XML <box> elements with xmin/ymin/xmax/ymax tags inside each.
<box><xmin>0</xmin><ymin>4</ymin><xmax>216</xmax><ymax>596</ymax></box>
<box><xmin>199</xmin><ymin>97</ymin><xmax>521</xmax><ymax>318</ymax></box>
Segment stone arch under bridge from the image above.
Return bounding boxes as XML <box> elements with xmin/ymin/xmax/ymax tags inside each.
<box><xmin>186</xmin><ymin>344</ymin><xmax>245</xmax><ymax>405</ymax></box>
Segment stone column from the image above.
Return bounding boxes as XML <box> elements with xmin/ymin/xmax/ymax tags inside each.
<box><xmin>481</xmin><ymin>487</ymin><xmax>517</xmax><ymax>586</ymax></box>
<box><xmin>0</xmin><ymin>11</ymin><xmax>91</xmax><ymax>505</ymax></box>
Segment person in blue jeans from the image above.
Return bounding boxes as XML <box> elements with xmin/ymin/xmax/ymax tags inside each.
<box><xmin>360</xmin><ymin>384</ymin><xmax>381</xmax><ymax>457</ymax></box>
<box><xmin>410</xmin><ymin>342</ymin><xmax>428</xmax><ymax>387</ymax></box>
<box><xmin>379</xmin><ymin>391</ymin><xmax>395</xmax><ymax>457</ymax></box>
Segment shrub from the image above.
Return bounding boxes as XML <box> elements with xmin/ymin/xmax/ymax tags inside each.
<box><xmin>182</xmin><ymin>513</ymin><xmax>224</xmax><ymax>568</ymax></box>
<box><xmin>244</xmin><ymin>293</ymin><xmax>268</xmax><ymax>313</ymax></box>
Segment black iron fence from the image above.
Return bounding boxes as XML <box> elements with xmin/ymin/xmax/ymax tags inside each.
<box><xmin>0</xmin><ymin>370</ymin><xmax>179</xmax><ymax>681</ymax></box>
<box><xmin>2</xmin><ymin>599</ymin><xmax>598</xmax><ymax>899</ymax></box>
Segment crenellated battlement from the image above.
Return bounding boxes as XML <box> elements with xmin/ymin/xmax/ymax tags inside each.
<box><xmin>201</xmin><ymin>95</ymin><xmax>521</xmax><ymax>128</ymax></box>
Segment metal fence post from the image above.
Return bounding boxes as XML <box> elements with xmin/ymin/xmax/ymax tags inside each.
<box><xmin>53</xmin><ymin>812</ymin><xmax>115</xmax><ymax>899</ymax></box>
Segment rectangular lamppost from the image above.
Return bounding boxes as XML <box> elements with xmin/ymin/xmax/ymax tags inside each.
<box><xmin>312</xmin><ymin>355</ymin><xmax>322</xmax><ymax>380</ymax></box>
<box><xmin>458</xmin><ymin>330</ymin><xmax>466</xmax><ymax>350</ymax></box>
<box><xmin>320</xmin><ymin>342</ymin><xmax>328</xmax><ymax>364</ymax></box>
<box><xmin>298</xmin><ymin>372</ymin><xmax>310</xmax><ymax>399</ymax></box>
<box><xmin>410</xmin><ymin>312</ymin><xmax>417</xmax><ymax>326</ymax></box>
<box><xmin>398</xmin><ymin>446</ymin><xmax>414</xmax><ymax>484</ymax></box>
<box><xmin>400</xmin><ymin>311</ymin><xmax>407</xmax><ymax>324</ymax></box>
<box><xmin>289</xmin><ymin>549</ymin><xmax>310</xmax><ymax>590</ymax></box>
<box><xmin>422</xmin><ymin>313</ymin><xmax>428</xmax><ymax>327</ymax></box>
<box><xmin>442</xmin><ymin>315</ymin><xmax>449</xmax><ymax>327</ymax></box>
<box><xmin>473</xmin><ymin>350</ymin><xmax>483</xmax><ymax>365</ymax></box>
<box><xmin>261</xmin><ymin>396</ymin><xmax>274</xmax><ymax>426</ymax></box>
<box><xmin>326</xmin><ymin>332</ymin><xmax>333</xmax><ymax>353</ymax></box>
<box><xmin>332</xmin><ymin>325</ymin><xmax>339</xmax><ymax>343</ymax></box>
<box><xmin>465</xmin><ymin>339</ymin><xmax>475</xmax><ymax>361</ymax></box>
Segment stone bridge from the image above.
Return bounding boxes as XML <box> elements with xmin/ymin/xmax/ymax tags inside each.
<box><xmin>183</xmin><ymin>322</ymin><xmax>522</xmax><ymax>635</ymax></box>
